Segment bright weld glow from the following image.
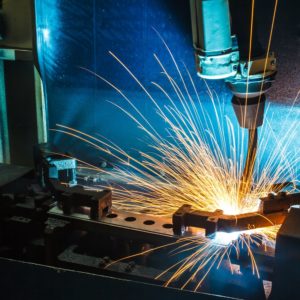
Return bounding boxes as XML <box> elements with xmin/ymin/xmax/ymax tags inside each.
<box><xmin>71</xmin><ymin>53</ymin><xmax>299</xmax><ymax>221</ymax></box>
<box><xmin>221</xmin><ymin>197</ymin><xmax>261</xmax><ymax>216</ymax></box>
<box><xmin>212</xmin><ymin>231</ymin><xmax>240</xmax><ymax>246</ymax></box>
<box><xmin>55</xmin><ymin>42</ymin><xmax>299</xmax><ymax>290</ymax></box>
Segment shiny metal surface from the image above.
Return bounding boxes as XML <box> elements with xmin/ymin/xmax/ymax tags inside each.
<box><xmin>48</xmin><ymin>205</ymin><xmax>205</xmax><ymax>244</ymax></box>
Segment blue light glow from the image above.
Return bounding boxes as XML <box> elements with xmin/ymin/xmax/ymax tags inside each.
<box><xmin>212</xmin><ymin>231</ymin><xmax>240</xmax><ymax>246</ymax></box>
<box><xmin>42</xmin><ymin>28</ymin><xmax>50</xmax><ymax>44</ymax></box>
<box><xmin>33</xmin><ymin>0</ymin><xmax>300</xmax><ymax>177</ymax></box>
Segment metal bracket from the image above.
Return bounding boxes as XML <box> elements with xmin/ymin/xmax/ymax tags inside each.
<box><xmin>172</xmin><ymin>194</ymin><xmax>300</xmax><ymax>236</ymax></box>
<box><xmin>47</xmin><ymin>180</ymin><xmax>112</xmax><ymax>221</ymax></box>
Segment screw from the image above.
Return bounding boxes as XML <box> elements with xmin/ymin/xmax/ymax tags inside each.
<box><xmin>100</xmin><ymin>161</ymin><xmax>107</xmax><ymax>168</ymax></box>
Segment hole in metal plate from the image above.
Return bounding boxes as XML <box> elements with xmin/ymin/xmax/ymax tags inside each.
<box><xmin>125</xmin><ymin>216</ymin><xmax>136</xmax><ymax>222</ymax></box>
<box><xmin>144</xmin><ymin>220</ymin><xmax>155</xmax><ymax>225</ymax></box>
<box><xmin>163</xmin><ymin>223</ymin><xmax>173</xmax><ymax>229</ymax></box>
<box><xmin>106</xmin><ymin>213</ymin><xmax>118</xmax><ymax>218</ymax></box>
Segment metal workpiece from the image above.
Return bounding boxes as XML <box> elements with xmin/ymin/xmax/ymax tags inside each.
<box><xmin>190</xmin><ymin>0</ymin><xmax>239</xmax><ymax>79</ymax></box>
<box><xmin>57</xmin><ymin>186</ymin><xmax>112</xmax><ymax>220</ymax></box>
<box><xmin>260</xmin><ymin>192</ymin><xmax>300</xmax><ymax>214</ymax></box>
<box><xmin>172</xmin><ymin>192</ymin><xmax>300</xmax><ymax>236</ymax></box>
<box><xmin>43</xmin><ymin>178</ymin><xmax>113</xmax><ymax>220</ymax></box>
<box><xmin>47</xmin><ymin>176</ymin><xmax>298</xmax><ymax>241</ymax></box>
<box><xmin>172</xmin><ymin>204</ymin><xmax>287</xmax><ymax>237</ymax></box>
<box><xmin>46</xmin><ymin>174</ymin><xmax>179</xmax><ymax>243</ymax></box>
<box><xmin>48</xmin><ymin>205</ymin><xmax>178</xmax><ymax>246</ymax></box>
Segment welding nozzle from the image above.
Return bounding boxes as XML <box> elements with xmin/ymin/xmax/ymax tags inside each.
<box><xmin>231</xmin><ymin>94</ymin><xmax>266</xmax><ymax>129</ymax></box>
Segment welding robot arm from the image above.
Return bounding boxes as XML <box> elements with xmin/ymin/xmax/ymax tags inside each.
<box><xmin>190</xmin><ymin>0</ymin><xmax>277</xmax><ymax>195</ymax></box>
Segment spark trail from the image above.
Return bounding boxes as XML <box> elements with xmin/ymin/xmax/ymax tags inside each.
<box><xmin>54</xmin><ymin>46</ymin><xmax>299</xmax><ymax>290</ymax></box>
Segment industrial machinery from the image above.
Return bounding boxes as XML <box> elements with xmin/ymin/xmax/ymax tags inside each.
<box><xmin>0</xmin><ymin>1</ymin><xmax>299</xmax><ymax>300</ymax></box>
<box><xmin>190</xmin><ymin>0</ymin><xmax>277</xmax><ymax>197</ymax></box>
<box><xmin>1</xmin><ymin>145</ymin><xmax>300</xmax><ymax>300</ymax></box>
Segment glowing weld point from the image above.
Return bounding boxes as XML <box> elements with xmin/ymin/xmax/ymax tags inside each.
<box><xmin>212</xmin><ymin>231</ymin><xmax>240</xmax><ymax>246</ymax></box>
